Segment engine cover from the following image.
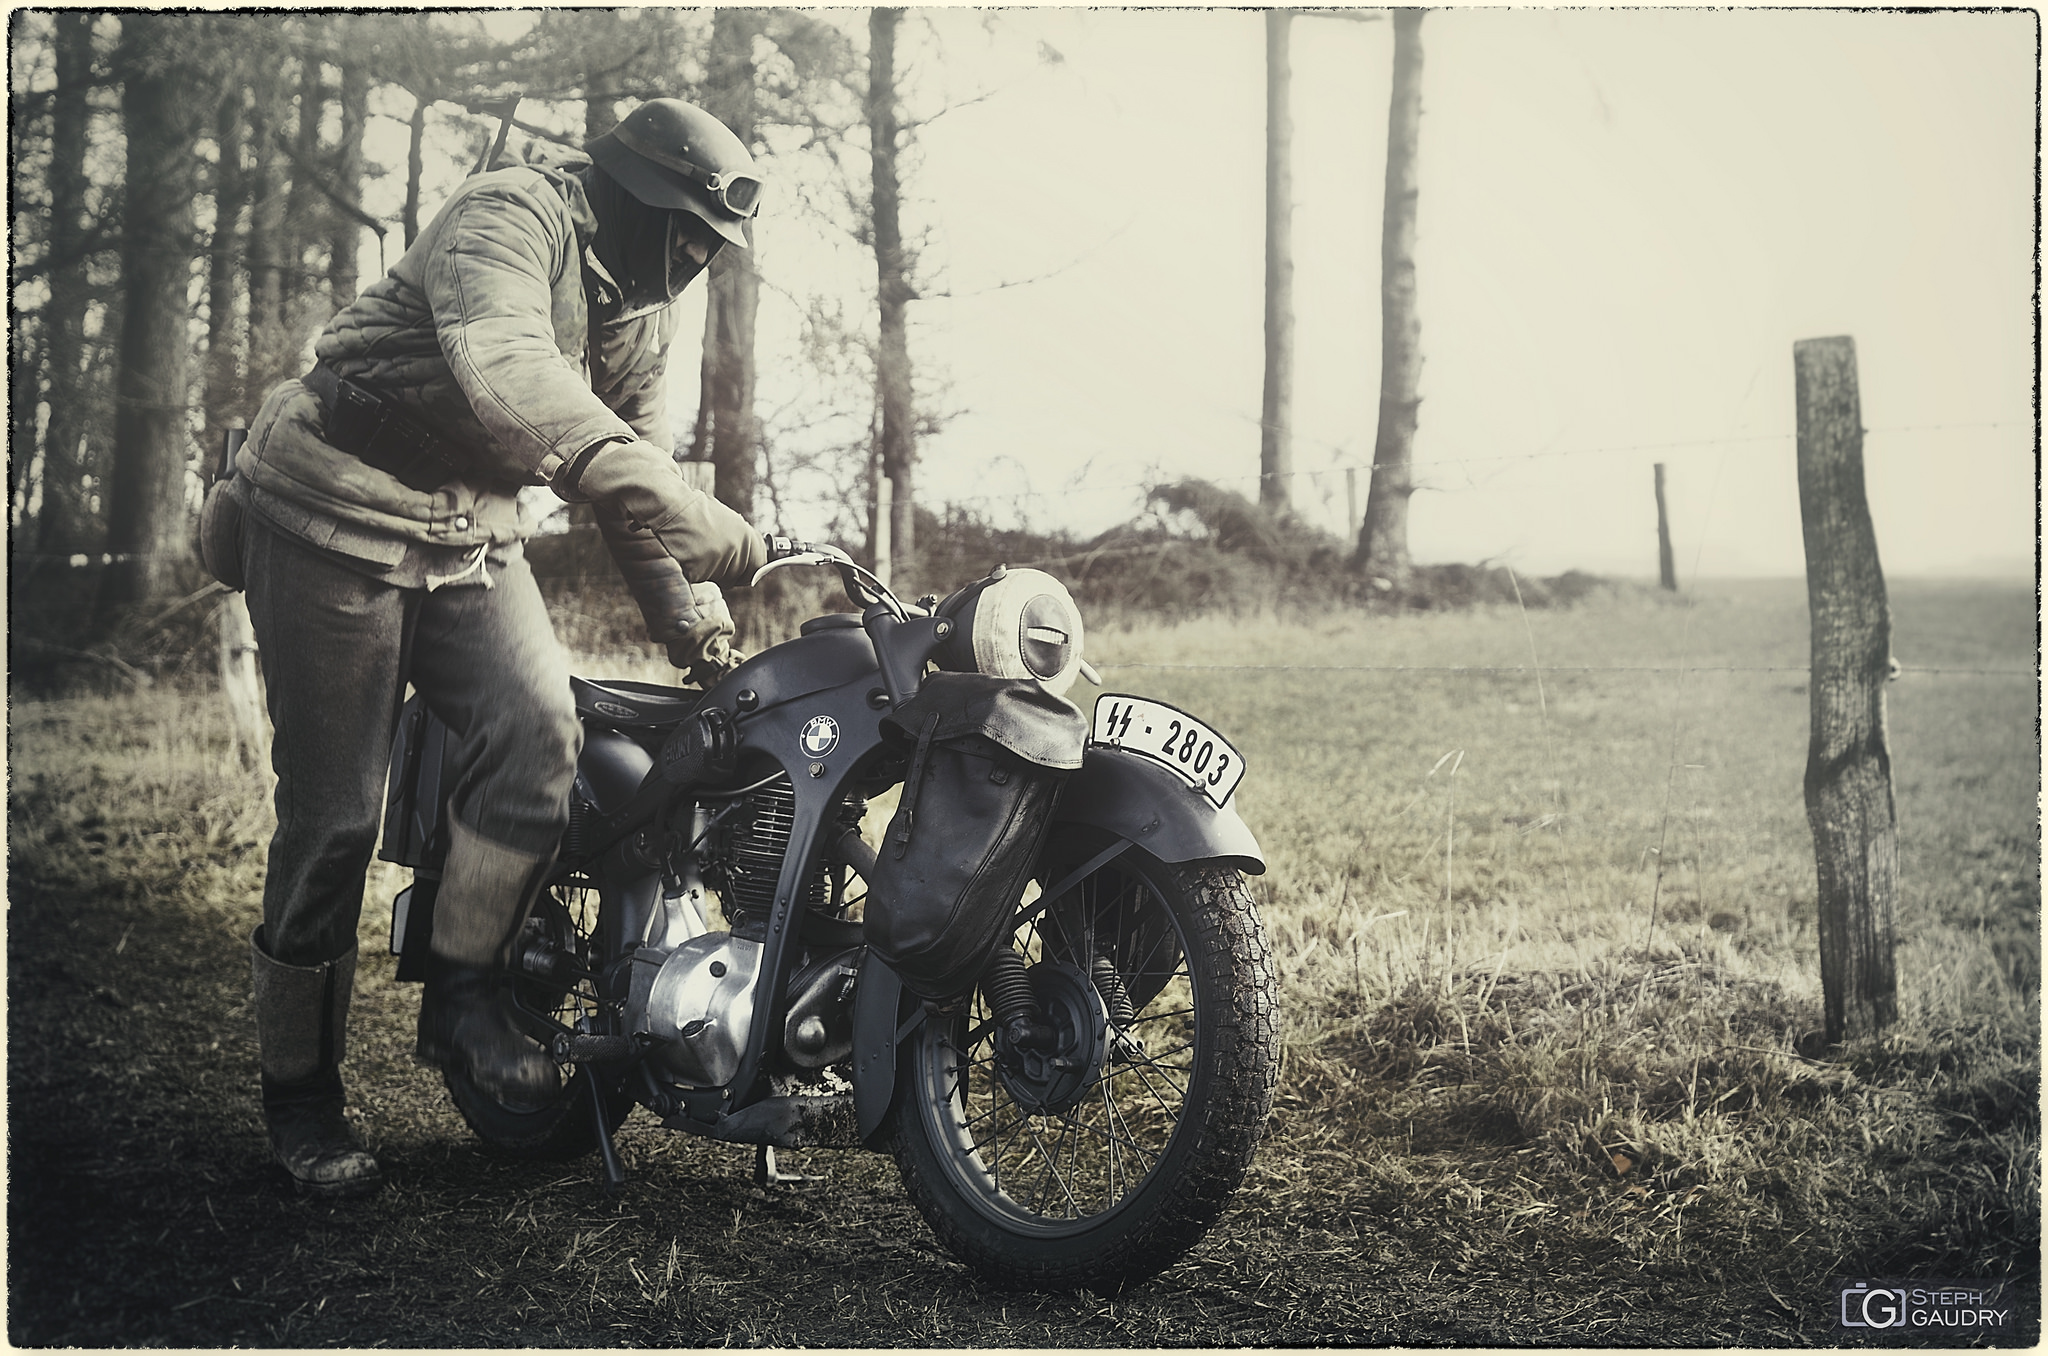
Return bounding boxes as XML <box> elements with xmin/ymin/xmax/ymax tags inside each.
<box><xmin>634</xmin><ymin>933</ymin><xmax>764</xmax><ymax>1087</ymax></box>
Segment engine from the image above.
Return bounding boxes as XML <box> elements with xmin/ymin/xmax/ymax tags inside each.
<box><xmin>625</xmin><ymin>782</ymin><xmax>866</xmax><ymax>1088</ymax></box>
<box><xmin>705</xmin><ymin>781</ymin><xmax>863</xmax><ymax>930</ymax></box>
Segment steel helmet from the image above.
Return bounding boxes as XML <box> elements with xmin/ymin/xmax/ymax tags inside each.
<box><xmin>585</xmin><ymin>98</ymin><xmax>761</xmax><ymax>249</ymax></box>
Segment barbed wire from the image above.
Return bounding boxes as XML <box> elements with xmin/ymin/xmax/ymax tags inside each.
<box><xmin>765</xmin><ymin>418</ymin><xmax>2024</xmax><ymax>517</ymax></box>
<box><xmin>11</xmin><ymin>417</ymin><xmax>2025</xmax><ymax>564</ymax></box>
<box><xmin>15</xmin><ymin>551</ymin><xmax>161</xmax><ymax>566</ymax></box>
<box><xmin>1094</xmin><ymin>661</ymin><xmax>2033</xmax><ymax>677</ymax></box>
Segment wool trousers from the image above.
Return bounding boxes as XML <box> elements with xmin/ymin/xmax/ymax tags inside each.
<box><xmin>241</xmin><ymin>514</ymin><xmax>581</xmax><ymax>968</ymax></box>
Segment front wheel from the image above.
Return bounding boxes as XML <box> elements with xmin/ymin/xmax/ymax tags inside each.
<box><xmin>887</xmin><ymin>831</ymin><xmax>1278</xmax><ymax>1292</ymax></box>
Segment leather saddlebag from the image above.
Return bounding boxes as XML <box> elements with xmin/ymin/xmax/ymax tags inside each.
<box><xmin>867</xmin><ymin>673</ymin><xmax>1088</xmax><ymax>999</ymax></box>
<box><xmin>197</xmin><ymin>476</ymin><xmax>247</xmax><ymax>591</ymax></box>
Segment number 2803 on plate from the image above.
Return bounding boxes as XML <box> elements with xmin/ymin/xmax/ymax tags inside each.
<box><xmin>1090</xmin><ymin>694</ymin><xmax>1248</xmax><ymax>808</ymax></box>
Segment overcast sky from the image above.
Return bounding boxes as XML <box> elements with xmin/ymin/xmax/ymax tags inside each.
<box><xmin>732</xmin><ymin>5</ymin><xmax>2036</xmax><ymax>580</ymax></box>
<box><xmin>397</xmin><ymin>8</ymin><xmax>2036</xmax><ymax>579</ymax></box>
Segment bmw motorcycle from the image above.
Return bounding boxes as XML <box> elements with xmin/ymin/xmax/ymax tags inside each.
<box><xmin>381</xmin><ymin>541</ymin><xmax>1278</xmax><ymax>1291</ymax></box>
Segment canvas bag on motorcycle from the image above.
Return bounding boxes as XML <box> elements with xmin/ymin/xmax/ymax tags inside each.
<box><xmin>868</xmin><ymin>672</ymin><xmax>1089</xmax><ymax>999</ymax></box>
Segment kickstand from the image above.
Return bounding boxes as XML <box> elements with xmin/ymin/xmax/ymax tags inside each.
<box><xmin>586</xmin><ymin>1074</ymin><xmax>626</xmax><ymax>1196</ymax></box>
<box><xmin>754</xmin><ymin>1144</ymin><xmax>820</xmax><ymax>1187</ymax></box>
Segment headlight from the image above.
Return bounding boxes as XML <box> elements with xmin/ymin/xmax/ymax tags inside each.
<box><xmin>935</xmin><ymin>566</ymin><xmax>1086</xmax><ymax>697</ymax></box>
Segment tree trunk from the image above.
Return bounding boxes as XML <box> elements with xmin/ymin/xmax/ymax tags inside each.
<box><xmin>706</xmin><ymin>250</ymin><xmax>760</xmax><ymax>519</ymax></box>
<box><xmin>1794</xmin><ymin>335</ymin><xmax>1898</xmax><ymax>1044</ymax></box>
<box><xmin>38</xmin><ymin>10</ymin><xmax>98</xmax><ymax>557</ymax></box>
<box><xmin>869</xmin><ymin>7</ymin><xmax>917</xmax><ymax>578</ymax></box>
<box><xmin>689</xmin><ymin>295</ymin><xmax>715</xmax><ymax>463</ymax></box>
<box><xmin>872</xmin><ymin>469</ymin><xmax>894</xmax><ymax>587</ymax></box>
<box><xmin>1356</xmin><ymin>8</ymin><xmax>1425</xmax><ymax>584</ymax></box>
<box><xmin>98</xmin><ymin>14</ymin><xmax>203</xmax><ymax>616</ymax></box>
<box><xmin>246</xmin><ymin>64</ymin><xmax>290</xmax><ymax>399</ymax></box>
<box><xmin>282</xmin><ymin>48</ymin><xmax>326</xmax><ymax>320</ymax></box>
<box><xmin>325</xmin><ymin>60</ymin><xmax>369</xmax><ymax>305</ymax></box>
<box><xmin>700</xmin><ymin>7</ymin><xmax>762</xmax><ymax>523</ymax></box>
<box><xmin>202</xmin><ymin>85</ymin><xmax>248</xmax><ymax>461</ymax></box>
<box><xmin>10</xmin><ymin>315</ymin><xmax>43</xmax><ymax>526</ymax></box>
<box><xmin>585</xmin><ymin>71</ymin><xmax>616</xmax><ymax>142</ymax></box>
<box><xmin>1259</xmin><ymin>8</ymin><xmax>1295</xmax><ymax>513</ymax></box>
<box><xmin>403</xmin><ymin>96</ymin><xmax>427</xmax><ymax>248</ymax></box>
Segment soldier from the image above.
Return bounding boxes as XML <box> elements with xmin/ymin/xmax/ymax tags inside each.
<box><xmin>207</xmin><ymin>99</ymin><xmax>766</xmax><ymax>1197</ymax></box>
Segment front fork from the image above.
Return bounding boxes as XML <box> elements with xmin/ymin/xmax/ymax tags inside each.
<box><xmin>849</xmin><ymin>836</ymin><xmax>1139</xmax><ymax>1144</ymax></box>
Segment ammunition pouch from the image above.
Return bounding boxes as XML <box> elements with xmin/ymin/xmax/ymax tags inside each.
<box><xmin>303</xmin><ymin>363</ymin><xmax>467</xmax><ymax>493</ymax></box>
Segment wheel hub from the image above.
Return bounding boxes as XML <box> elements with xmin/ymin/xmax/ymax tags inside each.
<box><xmin>992</xmin><ymin>961</ymin><xmax>1107</xmax><ymax>1116</ymax></box>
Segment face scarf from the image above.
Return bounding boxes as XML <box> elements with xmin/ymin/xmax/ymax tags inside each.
<box><xmin>584</xmin><ymin>165</ymin><xmax>723</xmax><ymax>320</ymax></box>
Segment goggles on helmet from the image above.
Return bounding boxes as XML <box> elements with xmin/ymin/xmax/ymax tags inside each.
<box><xmin>669</xmin><ymin>157</ymin><xmax>762</xmax><ymax>219</ymax></box>
<box><xmin>610</xmin><ymin>118</ymin><xmax>762</xmax><ymax>220</ymax></box>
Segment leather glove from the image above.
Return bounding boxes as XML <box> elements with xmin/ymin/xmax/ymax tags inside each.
<box><xmin>557</xmin><ymin>439</ymin><xmax>767</xmax><ymax>588</ymax></box>
<box><xmin>667</xmin><ymin>610</ymin><xmax>745</xmax><ymax>688</ymax></box>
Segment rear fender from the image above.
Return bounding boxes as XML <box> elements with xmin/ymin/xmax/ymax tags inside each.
<box><xmin>1052</xmin><ymin>745</ymin><xmax>1265</xmax><ymax>875</ymax></box>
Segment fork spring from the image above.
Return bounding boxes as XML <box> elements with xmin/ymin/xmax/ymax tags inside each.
<box><xmin>981</xmin><ymin>946</ymin><xmax>1036</xmax><ymax>1027</ymax></box>
<box><xmin>1090</xmin><ymin>955</ymin><xmax>1137</xmax><ymax>1027</ymax></box>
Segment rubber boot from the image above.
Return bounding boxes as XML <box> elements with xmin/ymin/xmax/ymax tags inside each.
<box><xmin>251</xmin><ymin>928</ymin><xmax>383</xmax><ymax>1198</ymax></box>
<box><xmin>414</xmin><ymin>819</ymin><xmax>559</xmax><ymax>1111</ymax></box>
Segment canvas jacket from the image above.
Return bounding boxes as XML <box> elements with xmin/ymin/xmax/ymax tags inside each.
<box><xmin>238</xmin><ymin>150</ymin><xmax>684</xmax><ymax>551</ymax></box>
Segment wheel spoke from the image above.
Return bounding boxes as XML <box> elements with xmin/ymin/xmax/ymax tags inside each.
<box><xmin>1101</xmin><ymin>1077</ymin><xmax>1121</xmax><ymax>1198</ymax></box>
<box><xmin>1129</xmin><ymin>1005</ymin><xmax>1194</xmax><ymax>1027</ymax></box>
<box><xmin>1054</xmin><ymin>1094</ymin><xmax>1163</xmax><ymax>1170</ymax></box>
<box><xmin>903</xmin><ymin>840</ymin><xmax>1257</xmax><ymax>1246</ymax></box>
<box><xmin>1118</xmin><ymin>1047</ymin><xmax>1189</xmax><ymax>1117</ymax></box>
<box><xmin>1020</xmin><ymin>1119</ymin><xmax>1083</xmax><ymax>1217</ymax></box>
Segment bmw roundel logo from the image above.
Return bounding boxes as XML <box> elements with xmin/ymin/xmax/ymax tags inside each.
<box><xmin>800</xmin><ymin>715</ymin><xmax>840</xmax><ymax>758</ymax></box>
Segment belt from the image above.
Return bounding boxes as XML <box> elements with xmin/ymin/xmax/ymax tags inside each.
<box><xmin>303</xmin><ymin>363</ymin><xmax>466</xmax><ymax>493</ymax></box>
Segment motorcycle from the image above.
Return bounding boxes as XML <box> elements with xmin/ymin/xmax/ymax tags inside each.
<box><xmin>379</xmin><ymin>540</ymin><xmax>1279</xmax><ymax>1292</ymax></box>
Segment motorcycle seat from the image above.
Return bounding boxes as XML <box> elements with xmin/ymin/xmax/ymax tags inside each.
<box><xmin>569</xmin><ymin>676</ymin><xmax>703</xmax><ymax>730</ymax></box>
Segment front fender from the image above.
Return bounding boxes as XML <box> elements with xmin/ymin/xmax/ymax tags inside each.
<box><xmin>852</xmin><ymin>747</ymin><xmax>1262</xmax><ymax>1143</ymax></box>
<box><xmin>1052</xmin><ymin>745</ymin><xmax>1265</xmax><ymax>875</ymax></box>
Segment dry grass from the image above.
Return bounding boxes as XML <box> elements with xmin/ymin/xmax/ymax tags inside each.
<box><xmin>6</xmin><ymin>577</ymin><xmax>2037</xmax><ymax>1346</ymax></box>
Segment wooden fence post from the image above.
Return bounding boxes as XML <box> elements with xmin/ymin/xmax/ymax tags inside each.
<box><xmin>1794</xmin><ymin>335</ymin><xmax>1897</xmax><ymax>1044</ymax></box>
<box><xmin>1653</xmin><ymin>462</ymin><xmax>1677</xmax><ymax>591</ymax></box>
<box><xmin>218</xmin><ymin>591</ymin><xmax>266</xmax><ymax>771</ymax></box>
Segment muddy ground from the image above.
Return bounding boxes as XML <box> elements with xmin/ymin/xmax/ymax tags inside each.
<box><xmin>20</xmin><ymin>857</ymin><xmax>2029</xmax><ymax>1351</ymax></box>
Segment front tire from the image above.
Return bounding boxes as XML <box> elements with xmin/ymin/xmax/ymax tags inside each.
<box><xmin>887</xmin><ymin>832</ymin><xmax>1278</xmax><ymax>1291</ymax></box>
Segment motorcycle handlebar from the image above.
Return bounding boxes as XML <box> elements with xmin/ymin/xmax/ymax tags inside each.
<box><xmin>763</xmin><ymin>534</ymin><xmax>850</xmax><ymax>565</ymax></box>
<box><xmin>753</xmin><ymin>536</ymin><xmax>910</xmax><ymax>618</ymax></box>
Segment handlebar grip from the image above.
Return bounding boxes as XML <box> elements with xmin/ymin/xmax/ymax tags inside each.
<box><xmin>765</xmin><ymin>534</ymin><xmax>837</xmax><ymax>561</ymax></box>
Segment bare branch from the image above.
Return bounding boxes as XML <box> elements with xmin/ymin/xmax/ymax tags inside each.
<box><xmin>898</xmin><ymin>86</ymin><xmax>999</xmax><ymax>134</ymax></box>
<box><xmin>921</xmin><ymin>215</ymin><xmax>1138</xmax><ymax>303</ymax></box>
<box><xmin>268</xmin><ymin>130</ymin><xmax>387</xmax><ymax>238</ymax></box>
<box><xmin>442</xmin><ymin>96</ymin><xmax>585</xmax><ymax>152</ymax></box>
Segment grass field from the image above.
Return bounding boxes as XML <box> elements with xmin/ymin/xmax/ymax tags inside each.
<box><xmin>7</xmin><ymin>576</ymin><xmax>2038</xmax><ymax>1346</ymax></box>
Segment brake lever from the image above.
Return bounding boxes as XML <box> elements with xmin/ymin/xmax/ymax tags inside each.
<box><xmin>749</xmin><ymin>551</ymin><xmax>844</xmax><ymax>588</ymax></box>
<box><xmin>748</xmin><ymin>546</ymin><xmax>917</xmax><ymax>621</ymax></box>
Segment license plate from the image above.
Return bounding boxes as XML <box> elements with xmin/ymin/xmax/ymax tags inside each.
<box><xmin>1090</xmin><ymin>695</ymin><xmax>1247</xmax><ymax>807</ymax></box>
